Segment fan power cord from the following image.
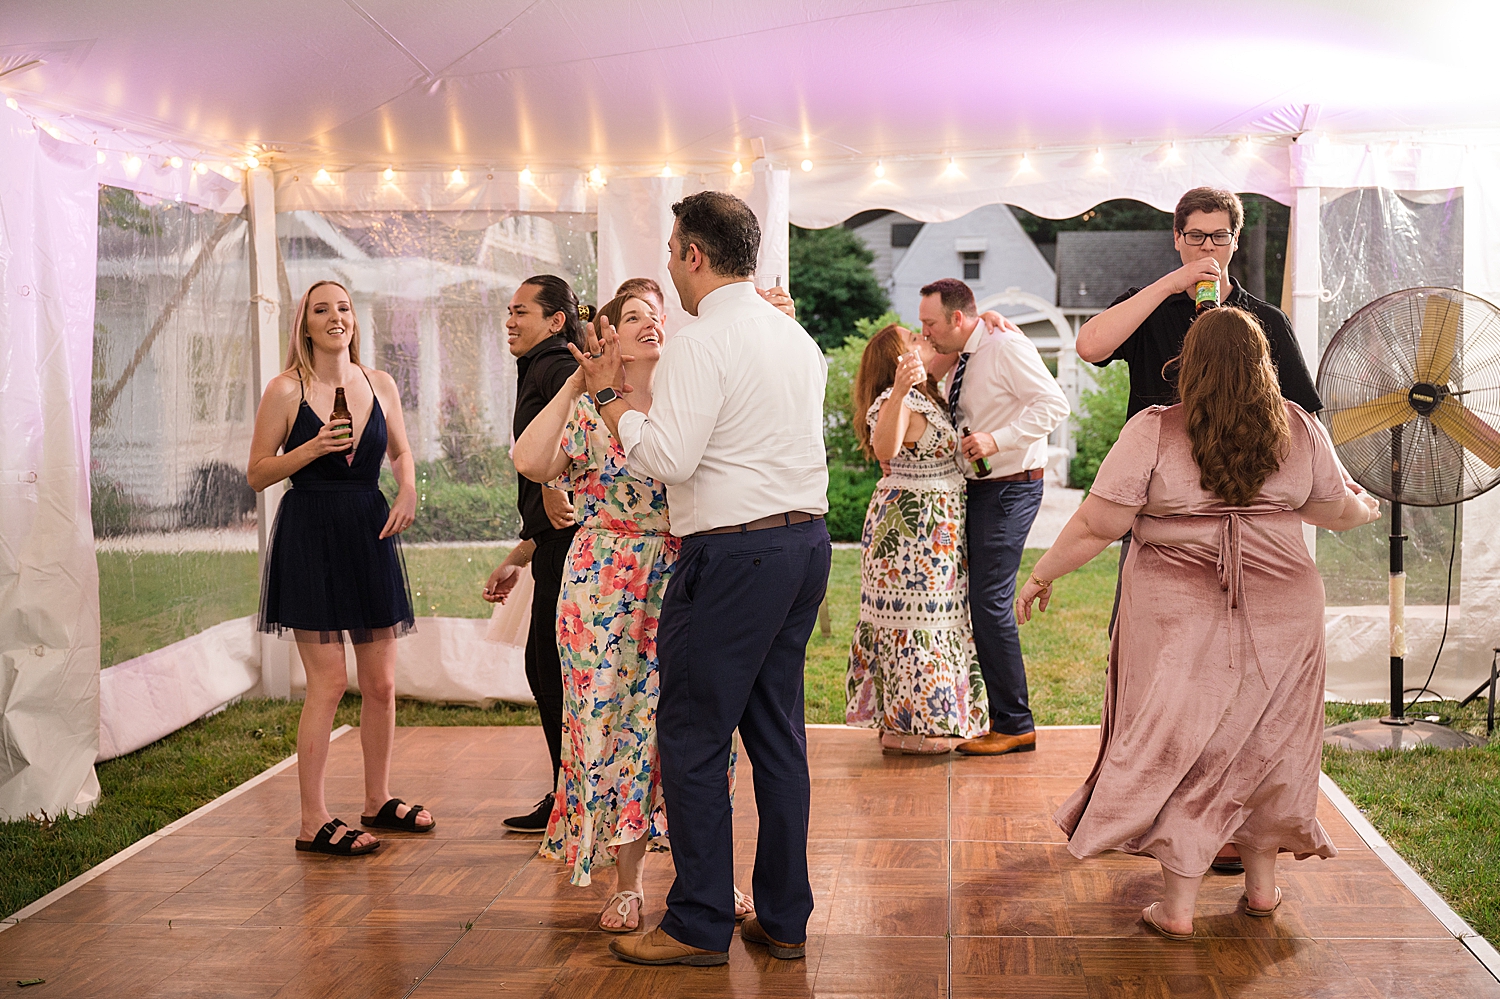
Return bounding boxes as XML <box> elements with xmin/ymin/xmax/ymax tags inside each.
<box><xmin>1402</xmin><ymin>502</ymin><xmax>1460</xmax><ymax>714</ymax></box>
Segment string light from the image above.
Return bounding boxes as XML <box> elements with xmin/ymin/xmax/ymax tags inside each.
<box><xmin>245</xmin><ymin>155</ymin><xmax>260</xmax><ymax>169</ymax></box>
<box><xmin>731</xmin><ymin>160</ymin><xmax>742</xmax><ymax>175</ymax></box>
<box><xmin>315</xmin><ymin>167</ymin><xmax>331</xmax><ymax>183</ymax></box>
<box><xmin>874</xmin><ymin>160</ymin><xmax>885</xmax><ymax>179</ymax></box>
<box><xmin>125</xmin><ymin>155</ymin><xmax>141</xmax><ymax>171</ymax></box>
<box><xmin>589</xmin><ymin>165</ymin><xmax>603</xmax><ymax>184</ymax></box>
<box><xmin>96</xmin><ymin>150</ymin><xmax>107</xmax><ymax>164</ymax></box>
<box><xmin>383</xmin><ymin>166</ymin><xmax>395</xmax><ymax>181</ymax></box>
<box><xmin>943</xmin><ymin>156</ymin><xmax>960</xmax><ymax>176</ymax></box>
<box><xmin>168</xmin><ymin>156</ymin><xmax>182</xmax><ymax>168</ymax></box>
<box><xmin>660</xmin><ymin>163</ymin><xmax>672</xmax><ymax>177</ymax></box>
<box><xmin>194</xmin><ymin>161</ymin><xmax>208</xmax><ymax>174</ymax></box>
<box><xmin>4</xmin><ymin>98</ymin><xmax>17</xmax><ymax>111</ymax></box>
<box><xmin>450</xmin><ymin>167</ymin><xmax>465</xmax><ymax>184</ymax></box>
<box><xmin>1093</xmin><ymin>147</ymin><xmax>1104</xmax><ymax>165</ymax></box>
<box><xmin>1018</xmin><ymin>152</ymin><xmax>1032</xmax><ymax>172</ymax></box>
<box><xmin>800</xmin><ymin>158</ymin><xmax>813</xmax><ymax>172</ymax></box>
<box><xmin>519</xmin><ymin>166</ymin><xmax>532</xmax><ymax>183</ymax></box>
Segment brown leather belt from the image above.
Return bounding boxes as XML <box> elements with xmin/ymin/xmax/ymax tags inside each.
<box><xmin>987</xmin><ymin>468</ymin><xmax>1045</xmax><ymax>483</ymax></box>
<box><xmin>691</xmin><ymin>511</ymin><xmax>823</xmax><ymax>537</ymax></box>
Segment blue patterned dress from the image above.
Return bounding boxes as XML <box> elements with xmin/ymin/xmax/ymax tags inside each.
<box><xmin>541</xmin><ymin>397</ymin><xmax>678</xmax><ymax>885</ymax></box>
<box><xmin>845</xmin><ymin>387</ymin><xmax>988</xmax><ymax>738</ymax></box>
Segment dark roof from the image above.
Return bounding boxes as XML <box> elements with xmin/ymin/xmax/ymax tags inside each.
<box><xmin>1055</xmin><ymin>230</ymin><xmax>1179</xmax><ymax>310</ymax></box>
<box><xmin>843</xmin><ymin>209</ymin><xmax>893</xmax><ymax>230</ymax></box>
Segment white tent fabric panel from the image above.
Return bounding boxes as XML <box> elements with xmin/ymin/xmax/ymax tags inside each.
<box><xmin>0</xmin><ymin>121</ymin><xmax>102</xmax><ymax>821</ymax></box>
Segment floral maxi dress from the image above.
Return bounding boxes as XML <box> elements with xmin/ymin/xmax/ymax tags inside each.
<box><xmin>542</xmin><ymin>397</ymin><xmax>678</xmax><ymax>885</ymax></box>
<box><xmin>846</xmin><ymin>387</ymin><xmax>988</xmax><ymax>737</ymax></box>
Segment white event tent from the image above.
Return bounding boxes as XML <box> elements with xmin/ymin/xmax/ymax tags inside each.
<box><xmin>4</xmin><ymin>0</ymin><xmax>1500</xmax><ymax>819</ymax></box>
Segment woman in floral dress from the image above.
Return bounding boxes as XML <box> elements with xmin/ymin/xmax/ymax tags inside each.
<box><xmin>511</xmin><ymin>293</ymin><xmax>748</xmax><ymax>934</ymax></box>
<box><xmin>846</xmin><ymin>324</ymin><xmax>988</xmax><ymax>754</ymax></box>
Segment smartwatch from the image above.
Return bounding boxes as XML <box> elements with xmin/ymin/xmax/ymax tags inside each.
<box><xmin>594</xmin><ymin>387</ymin><xmax>620</xmax><ymax>407</ymax></box>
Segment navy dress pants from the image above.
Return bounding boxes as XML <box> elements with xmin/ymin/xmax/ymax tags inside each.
<box><xmin>656</xmin><ymin>519</ymin><xmax>832</xmax><ymax>953</ymax></box>
<box><xmin>966</xmin><ymin>478</ymin><xmax>1044</xmax><ymax>736</ymax></box>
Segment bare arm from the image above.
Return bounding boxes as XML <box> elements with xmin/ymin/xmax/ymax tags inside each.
<box><xmin>1298</xmin><ymin>488</ymin><xmax>1381</xmax><ymax>532</ymax></box>
<box><xmin>483</xmin><ymin>539</ymin><xmax>537</xmax><ymax>604</ymax></box>
<box><xmin>1075</xmin><ymin>258</ymin><xmax>1223</xmax><ymax>363</ymax></box>
<box><xmin>371</xmin><ymin>369</ymin><xmax>417</xmax><ymax>539</ymax></box>
<box><xmin>513</xmin><ymin>367</ymin><xmax>585</xmax><ymax>484</ymax></box>
<box><xmin>1017</xmin><ymin>493</ymin><xmax>1140</xmax><ymax>623</ymax></box>
<box><xmin>870</xmin><ymin>395</ymin><xmax>929</xmax><ymax>462</ymax></box>
<box><xmin>246</xmin><ymin>373</ymin><xmax>351</xmax><ymax>492</ymax></box>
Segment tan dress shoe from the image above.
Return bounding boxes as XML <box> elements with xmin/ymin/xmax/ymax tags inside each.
<box><xmin>609</xmin><ymin>926</ymin><xmax>729</xmax><ymax>966</ymax></box>
<box><xmin>740</xmin><ymin>915</ymin><xmax>806</xmax><ymax>960</ymax></box>
<box><xmin>954</xmin><ymin>730</ymin><xmax>1036</xmax><ymax>756</ymax></box>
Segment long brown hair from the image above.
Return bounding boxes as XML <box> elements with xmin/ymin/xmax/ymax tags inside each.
<box><xmin>1178</xmin><ymin>307</ymin><xmax>1289</xmax><ymax>506</ymax></box>
<box><xmin>284</xmin><ymin>280</ymin><xmax>361</xmax><ymax>380</ymax></box>
<box><xmin>852</xmin><ymin>324</ymin><xmax>947</xmax><ymax>460</ymax></box>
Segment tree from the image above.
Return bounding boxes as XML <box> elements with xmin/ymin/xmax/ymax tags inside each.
<box><xmin>788</xmin><ymin>224</ymin><xmax>890</xmax><ymax>351</ymax></box>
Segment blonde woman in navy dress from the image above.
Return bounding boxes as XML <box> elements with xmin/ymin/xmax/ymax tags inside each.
<box><xmin>248</xmin><ymin>280</ymin><xmax>431</xmax><ymax>856</ymax></box>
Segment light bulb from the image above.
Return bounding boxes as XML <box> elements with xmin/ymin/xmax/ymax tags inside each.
<box><xmin>4</xmin><ymin>98</ymin><xmax>17</xmax><ymax>111</ymax></box>
<box><xmin>126</xmin><ymin>155</ymin><xmax>141</xmax><ymax>171</ymax></box>
<box><xmin>1094</xmin><ymin>148</ymin><xmax>1104</xmax><ymax>164</ymax></box>
<box><xmin>1019</xmin><ymin>152</ymin><xmax>1031</xmax><ymax>171</ymax></box>
<box><xmin>96</xmin><ymin>150</ymin><xmax>107</xmax><ymax>164</ymax></box>
<box><xmin>169</xmin><ymin>156</ymin><xmax>182</xmax><ymax>168</ymax></box>
<box><xmin>660</xmin><ymin>164</ymin><xmax>672</xmax><ymax>177</ymax></box>
<box><xmin>800</xmin><ymin>158</ymin><xmax>812</xmax><ymax>172</ymax></box>
<box><xmin>589</xmin><ymin>166</ymin><xmax>602</xmax><ymax>184</ymax></box>
<box><xmin>731</xmin><ymin>160</ymin><xmax>742</xmax><ymax>175</ymax></box>
<box><xmin>245</xmin><ymin>155</ymin><xmax>260</xmax><ymax>169</ymax></box>
<box><xmin>383</xmin><ymin>166</ymin><xmax>395</xmax><ymax>181</ymax></box>
<box><xmin>194</xmin><ymin>161</ymin><xmax>208</xmax><ymax>174</ymax></box>
<box><xmin>315</xmin><ymin>167</ymin><xmax>331</xmax><ymax>182</ymax></box>
<box><xmin>450</xmin><ymin>167</ymin><xmax>465</xmax><ymax>184</ymax></box>
<box><xmin>519</xmin><ymin>166</ymin><xmax>532</xmax><ymax>183</ymax></box>
<box><xmin>874</xmin><ymin>160</ymin><xmax>885</xmax><ymax>178</ymax></box>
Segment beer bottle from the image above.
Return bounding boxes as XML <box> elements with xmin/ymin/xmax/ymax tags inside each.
<box><xmin>1194</xmin><ymin>279</ymin><xmax>1220</xmax><ymax>314</ymax></box>
<box><xmin>330</xmin><ymin>387</ymin><xmax>354</xmax><ymax>451</ymax></box>
<box><xmin>962</xmin><ymin>425</ymin><xmax>992</xmax><ymax>478</ymax></box>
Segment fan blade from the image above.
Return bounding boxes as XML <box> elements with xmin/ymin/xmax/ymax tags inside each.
<box><xmin>1328</xmin><ymin>392</ymin><xmax>1413</xmax><ymax>445</ymax></box>
<box><xmin>1415</xmin><ymin>294</ymin><xmax>1460</xmax><ymax>384</ymax></box>
<box><xmin>1430</xmin><ymin>397</ymin><xmax>1500</xmax><ymax>468</ymax></box>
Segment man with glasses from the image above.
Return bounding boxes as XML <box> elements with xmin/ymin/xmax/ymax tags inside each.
<box><xmin>1074</xmin><ymin>186</ymin><xmax>1321</xmax><ymax>875</ymax></box>
<box><xmin>1076</xmin><ymin>186</ymin><xmax>1320</xmax><ymax>418</ymax></box>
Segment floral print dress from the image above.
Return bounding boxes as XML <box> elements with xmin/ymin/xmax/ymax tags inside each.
<box><xmin>846</xmin><ymin>387</ymin><xmax>989</xmax><ymax>738</ymax></box>
<box><xmin>542</xmin><ymin>396</ymin><xmax>679</xmax><ymax>885</ymax></box>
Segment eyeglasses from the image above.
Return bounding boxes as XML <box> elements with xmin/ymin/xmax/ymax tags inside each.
<box><xmin>1181</xmin><ymin>230</ymin><xmax>1236</xmax><ymax>246</ymax></box>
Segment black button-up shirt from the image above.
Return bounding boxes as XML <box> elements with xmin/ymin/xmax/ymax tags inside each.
<box><xmin>1097</xmin><ymin>279</ymin><xmax>1323</xmax><ymax>418</ymax></box>
<box><xmin>513</xmin><ymin>335</ymin><xmax>580</xmax><ymax>543</ymax></box>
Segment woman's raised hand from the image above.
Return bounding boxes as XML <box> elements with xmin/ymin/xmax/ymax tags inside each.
<box><xmin>304</xmin><ymin>419</ymin><xmax>355</xmax><ymax>458</ymax></box>
<box><xmin>892</xmin><ymin>350</ymin><xmax>926</xmax><ymax>396</ymax></box>
<box><xmin>569</xmin><ymin>315</ymin><xmax>635</xmax><ymax>396</ymax></box>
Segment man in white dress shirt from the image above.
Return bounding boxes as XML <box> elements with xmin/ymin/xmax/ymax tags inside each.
<box><xmin>572</xmin><ymin>191</ymin><xmax>831</xmax><ymax>967</ymax></box>
<box><xmin>920</xmin><ymin>279</ymin><xmax>1070</xmax><ymax>757</ymax></box>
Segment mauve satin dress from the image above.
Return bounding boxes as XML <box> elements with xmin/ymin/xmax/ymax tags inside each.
<box><xmin>1054</xmin><ymin>401</ymin><xmax>1346</xmax><ymax>878</ymax></box>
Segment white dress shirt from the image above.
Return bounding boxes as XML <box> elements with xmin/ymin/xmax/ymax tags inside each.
<box><xmin>616</xmin><ymin>281</ymin><xmax>829</xmax><ymax>536</ymax></box>
<box><xmin>946</xmin><ymin>324</ymin><xmax>1070</xmax><ymax>479</ymax></box>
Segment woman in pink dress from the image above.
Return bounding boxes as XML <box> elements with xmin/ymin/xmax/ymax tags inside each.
<box><xmin>1017</xmin><ymin>307</ymin><xmax>1379</xmax><ymax>940</ymax></box>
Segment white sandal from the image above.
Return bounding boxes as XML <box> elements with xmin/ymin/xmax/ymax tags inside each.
<box><xmin>734</xmin><ymin>886</ymin><xmax>755</xmax><ymax>922</ymax></box>
<box><xmin>599</xmin><ymin>890</ymin><xmax>644</xmax><ymax>934</ymax></box>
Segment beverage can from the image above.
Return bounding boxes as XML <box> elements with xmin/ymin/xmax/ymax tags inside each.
<box><xmin>1194</xmin><ymin>279</ymin><xmax>1220</xmax><ymax>311</ymax></box>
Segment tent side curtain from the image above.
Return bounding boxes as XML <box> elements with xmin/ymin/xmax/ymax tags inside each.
<box><xmin>0</xmin><ymin>122</ymin><xmax>102</xmax><ymax>820</ymax></box>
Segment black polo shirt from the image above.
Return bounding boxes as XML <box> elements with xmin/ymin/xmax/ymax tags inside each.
<box><xmin>513</xmin><ymin>335</ymin><xmax>580</xmax><ymax>543</ymax></box>
<box><xmin>1096</xmin><ymin>279</ymin><xmax>1322</xmax><ymax>418</ymax></box>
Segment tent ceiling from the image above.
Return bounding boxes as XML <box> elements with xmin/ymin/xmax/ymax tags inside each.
<box><xmin>6</xmin><ymin>0</ymin><xmax>1500</xmax><ymax>175</ymax></box>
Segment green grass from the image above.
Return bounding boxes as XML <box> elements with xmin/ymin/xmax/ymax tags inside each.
<box><xmin>24</xmin><ymin>543</ymin><xmax>1500</xmax><ymax>952</ymax></box>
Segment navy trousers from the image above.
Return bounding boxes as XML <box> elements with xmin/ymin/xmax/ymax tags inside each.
<box><xmin>656</xmin><ymin>519</ymin><xmax>832</xmax><ymax>953</ymax></box>
<box><xmin>966</xmin><ymin>478</ymin><xmax>1044</xmax><ymax>736</ymax></box>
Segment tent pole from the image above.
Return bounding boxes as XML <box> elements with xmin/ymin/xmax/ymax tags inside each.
<box><xmin>1290</xmin><ymin>185</ymin><xmax>1321</xmax><ymax>563</ymax></box>
<box><xmin>246</xmin><ymin>166</ymin><xmax>292</xmax><ymax>699</ymax></box>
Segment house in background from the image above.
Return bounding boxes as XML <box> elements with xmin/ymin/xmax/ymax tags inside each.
<box><xmin>844</xmin><ymin>206</ymin><xmax>1060</xmax><ymax>347</ymax></box>
<box><xmin>1054</xmin><ymin>229</ymin><xmax>1182</xmax><ymax>339</ymax></box>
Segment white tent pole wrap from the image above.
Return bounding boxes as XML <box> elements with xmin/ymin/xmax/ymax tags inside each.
<box><xmin>0</xmin><ymin>121</ymin><xmax>102</xmax><ymax>821</ymax></box>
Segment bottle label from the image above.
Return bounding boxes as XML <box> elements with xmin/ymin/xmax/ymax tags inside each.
<box><xmin>1195</xmin><ymin>280</ymin><xmax>1219</xmax><ymax>308</ymax></box>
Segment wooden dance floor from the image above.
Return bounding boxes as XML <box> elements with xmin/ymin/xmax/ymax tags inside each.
<box><xmin>3</xmin><ymin>725</ymin><xmax>1497</xmax><ymax>998</ymax></box>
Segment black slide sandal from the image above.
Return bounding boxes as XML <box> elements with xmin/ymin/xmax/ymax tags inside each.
<box><xmin>295</xmin><ymin>818</ymin><xmax>380</xmax><ymax>856</ymax></box>
<box><xmin>361</xmin><ymin>798</ymin><xmax>436</xmax><ymax>833</ymax></box>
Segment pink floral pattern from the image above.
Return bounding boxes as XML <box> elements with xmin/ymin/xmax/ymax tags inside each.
<box><xmin>541</xmin><ymin>397</ymin><xmax>678</xmax><ymax>886</ymax></box>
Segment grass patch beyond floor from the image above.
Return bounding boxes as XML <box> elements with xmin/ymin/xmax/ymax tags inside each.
<box><xmin>12</xmin><ymin>545</ymin><xmax>1499</xmax><ymax>952</ymax></box>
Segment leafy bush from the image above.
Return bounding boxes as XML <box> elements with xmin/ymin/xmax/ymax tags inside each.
<box><xmin>179</xmin><ymin>461</ymin><xmax>256</xmax><ymax>529</ymax></box>
<box><xmin>91</xmin><ymin>470</ymin><xmax>148</xmax><ymax>537</ymax></box>
<box><xmin>383</xmin><ymin>444</ymin><xmax>521</xmax><ymax>543</ymax></box>
<box><xmin>1068</xmin><ymin>362</ymin><xmax>1130</xmax><ymax>492</ymax></box>
<box><xmin>826</xmin><ymin>464</ymin><xmax>881</xmax><ymax>543</ymax></box>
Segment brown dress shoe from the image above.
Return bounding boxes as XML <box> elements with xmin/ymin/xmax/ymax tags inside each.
<box><xmin>609</xmin><ymin>926</ymin><xmax>728</xmax><ymax>966</ymax></box>
<box><xmin>740</xmin><ymin>915</ymin><xmax>806</xmax><ymax>960</ymax></box>
<box><xmin>954</xmin><ymin>731</ymin><xmax>1036</xmax><ymax>756</ymax></box>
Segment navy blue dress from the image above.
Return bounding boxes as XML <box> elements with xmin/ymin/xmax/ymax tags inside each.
<box><xmin>258</xmin><ymin>372</ymin><xmax>415</xmax><ymax>644</ymax></box>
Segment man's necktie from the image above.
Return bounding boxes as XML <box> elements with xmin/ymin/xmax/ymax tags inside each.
<box><xmin>948</xmin><ymin>352</ymin><xmax>970</xmax><ymax>426</ymax></box>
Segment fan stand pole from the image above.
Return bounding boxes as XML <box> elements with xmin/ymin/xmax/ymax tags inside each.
<box><xmin>1384</xmin><ymin>496</ymin><xmax>1411</xmax><ymax>727</ymax></box>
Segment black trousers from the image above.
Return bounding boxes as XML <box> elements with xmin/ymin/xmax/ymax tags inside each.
<box><xmin>966</xmin><ymin>478</ymin><xmax>1045</xmax><ymax>736</ymax></box>
<box><xmin>525</xmin><ymin>530</ymin><xmax>575</xmax><ymax>792</ymax></box>
<box><xmin>656</xmin><ymin>519</ymin><xmax>832</xmax><ymax>953</ymax></box>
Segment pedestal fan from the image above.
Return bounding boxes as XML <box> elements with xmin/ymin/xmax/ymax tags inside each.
<box><xmin>1317</xmin><ymin>287</ymin><xmax>1500</xmax><ymax>750</ymax></box>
